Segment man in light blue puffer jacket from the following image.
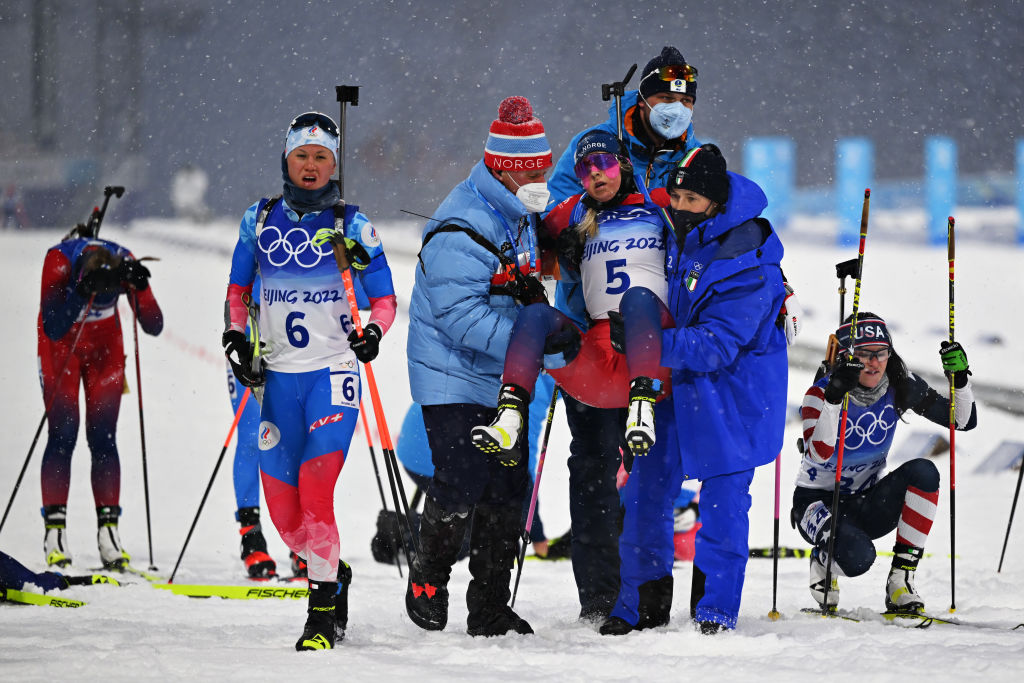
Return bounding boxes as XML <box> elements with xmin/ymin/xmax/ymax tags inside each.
<box><xmin>405</xmin><ymin>95</ymin><xmax>551</xmax><ymax>638</ymax></box>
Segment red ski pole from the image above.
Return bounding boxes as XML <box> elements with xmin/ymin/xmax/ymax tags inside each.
<box><xmin>821</xmin><ymin>189</ymin><xmax>870</xmax><ymax>613</ymax></box>
<box><xmin>946</xmin><ymin>216</ymin><xmax>957</xmax><ymax>613</ymax></box>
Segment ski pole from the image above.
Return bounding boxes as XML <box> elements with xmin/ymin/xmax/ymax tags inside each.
<box><xmin>0</xmin><ymin>295</ymin><xmax>95</xmax><ymax>538</ymax></box>
<box><xmin>335</xmin><ymin>255</ymin><xmax>418</xmax><ymax>566</ymax></box>
<box><xmin>947</xmin><ymin>216</ymin><xmax>957</xmax><ymax>612</ymax></box>
<box><xmin>601</xmin><ymin>63</ymin><xmax>637</xmax><ymax>144</ymax></box>
<box><xmin>835</xmin><ymin>258</ymin><xmax>858</xmax><ymax>325</ymax></box>
<box><xmin>89</xmin><ymin>185</ymin><xmax>125</xmax><ymax>238</ymax></box>
<box><xmin>998</xmin><ymin>458</ymin><xmax>1024</xmax><ymax>572</ymax></box>
<box><xmin>331</xmin><ymin>83</ymin><xmax>418</xmax><ymax>564</ymax></box>
<box><xmin>130</xmin><ymin>292</ymin><xmax>156</xmax><ymax>571</ymax></box>
<box><xmin>768</xmin><ymin>452</ymin><xmax>782</xmax><ymax>620</ymax></box>
<box><xmin>821</xmin><ymin>188</ymin><xmax>870</xmax><ymax>613</ymax></box>
<box><xmin>511</xmin><ymin>385</ymin><xmax>559</xmax><ymax>609</ymax></box>
<box><xmin>359</xmin><ymin>400</ymin><xmax>403</xmax><ymax>577</ymax></box>
<box><xmin>335</xmin><ymin>85</ymin><xmax>359</xmax><ymax>200</ymax></box>
<box><xmin>241</xmin><ymin>293</ymin><xmax>264</xmax><ymax>405</ymax></box>
<box><xmin>168</xmin><ymin>388</ymin><xmax>251</xmax><ymax>584</ymax></box>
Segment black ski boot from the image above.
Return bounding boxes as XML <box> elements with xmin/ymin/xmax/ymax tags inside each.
<box><xmin>886</xmin><ymin>543</ymin><xmax>926</xmax><ymax>614</ymax></box>
<box><xmin>62</xmin><ymin>574</ymin><xmax>120</xmax><ymax>587</ymax></box>
<box><xmin>295</xmin><ymin>579</ymin><xmax>339</xmax><ymax>651</ymax></box>
<box><xmin>471</xmin><ymin>383</ymin><xmax>531</xmax><ymax>466</ymax></box>
<box><xmin>599</xmin><ymin>616</ymin><xmax>635</xmax><ymax>636</ymax></box>
<box><xmin>465</xmin><ymin>503</ymin><xmax>533</xmax><ymax>637</ymax></box>
<box><xmin>625</xmin><ymin>376</ymin><xmax>658</xmax><ymax>457</ymax></box>
<box><xmin>690</xmin><ymin>563</ymin><xmax>706</xmax><ymax>621</ymax></box>
<box><xmin>42</xmin><ymin>504</ymin><xmax>71</xmax><ymax>568</ymax></box>
<box><xmin>690</xmin><ymin>563</ymin><xmax>729</xmax><ymax>633</ymax></box>
<box><xmin>335</xmin><ymin>561</ymin><xmax>352</xmax><ymax>641</ymax></box>
<box><xmin>636</xmin><ymin>574</ymin><xmax>673</xmax><ymax>629</ymax></box>
<box><xmin>405</xmin><ymin>497</ymin><xmax>470</xmax><ymax>631</ymax></box>
<box><xmin>238</xmin><ymin>507</ymin><xmax>276</xmax><ymax>579</ymax></box>
<box><xmin>96</xmin><ymin>505</ymin><xmax>130</xmax><ymax>570</ymax></box>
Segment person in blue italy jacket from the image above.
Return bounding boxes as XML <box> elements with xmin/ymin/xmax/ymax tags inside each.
<box><xmin>223</xmin><ymin>111</ymin><xmax>397</xmax><ymax>651</ymax></box>
<box><xmin>405</xmin><ymin>96</ymin><xmax>551</xmax><ymax>638</ymax></box>
<box><xmin>601</xmin><ymin>144</ymin><xmax>788</xmax><ymax>636</ymax></box>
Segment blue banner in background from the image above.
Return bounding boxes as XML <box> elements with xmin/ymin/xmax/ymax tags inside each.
<box><xmin>1017</xmin><ymin>141</ymin><xmax>1024</xmax><ymax>245</ymax></box>
<box><xmin>836</xmin><ymin>138</ymin><xmax>874</xmax><ymax>246</ymax></box>
<box><xmin>743</xmin><ymin>137</ymin><xmax>794</xmax><ymax>231</ymax></box>
<box><xmin>925</xmin><ymin>136</ymin><xmax>956</xmax><ymax>246</ymax></box>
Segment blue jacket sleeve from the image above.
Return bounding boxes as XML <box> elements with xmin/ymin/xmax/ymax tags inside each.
<box><xmin>547</xmin><ymin>130</ymin><xmax>586</xmax><ymax>206</ymax></box>
<box><xmin>661</xmin><ymin>268</ymin><xmax>778</xmax><ymax>372</ymax></box>
<box><xmin>228</xmin><ymin>203</ymin><xmax>260</xmax><ymax>289</ymax></box>
<box><xmin>417</xmin><ymin>227</ymin><xmax>514</xmax><ymax>362</ymax></box>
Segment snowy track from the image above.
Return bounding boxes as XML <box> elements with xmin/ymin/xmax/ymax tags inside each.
<box><xmin>2</xmin><ymin>222</ymin><xmax>1023</xmax><ymax>681</ymax></box>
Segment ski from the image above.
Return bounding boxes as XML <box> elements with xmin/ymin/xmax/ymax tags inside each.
<box><xmin>800</xmin><ymin>607</ymin><xmax>1024</xmax><ymax>631</ymax></box>
<box><xmin>152</xmin><ymin>582</ymin><xmax>310</xmax><ymax>600</ymax></box>
<box><xmin>750</xmin><ymin>547</ymin><xmax>812</xmax><ymax>559</ymax></box>
<box><xmin>121</xmin><ymin>564</ymin><xmax>164</xmax><ymax>582</ymax></box>
<box><xmin>89</xmin><ymin>564</ymin><xmax>164</xmax><ymax>583</ymax></box>
<box><xmin>749</xmin><ymin>547</ymin><xmax>946</xmax><ymax>559</ymax></box>
<box><xmin>0</xmin><ymin>586</ymin><xmax>86</xmax><ymax>608</ymax></box>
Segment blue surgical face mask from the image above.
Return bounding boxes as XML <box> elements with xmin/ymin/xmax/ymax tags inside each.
<box><xmin>647</xmin><ymin>101</ymin><xmax>692</xmax><ymax>140</ymax></box>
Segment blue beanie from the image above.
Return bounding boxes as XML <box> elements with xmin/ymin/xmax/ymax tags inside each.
<box><xmin>574</xmin><ymin>130</ymin><xmax>625</xmax><ymax>164</ymax></box>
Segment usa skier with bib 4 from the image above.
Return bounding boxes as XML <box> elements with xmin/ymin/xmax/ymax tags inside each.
<box><xmin>794</xmin><ymin>314</ymin><xmax>976</xmax><ymax>614</ymax></box>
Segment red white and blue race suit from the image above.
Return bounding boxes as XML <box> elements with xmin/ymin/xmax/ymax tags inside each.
<box><xmin>38</xmin><ymin>237</ymin><xmax>163</xmax><ymax>510</ymax></box>
<box><xmin>226</xmin><ymin>198</ymin><xmax>396</xmax><ymax>582</ymax></box>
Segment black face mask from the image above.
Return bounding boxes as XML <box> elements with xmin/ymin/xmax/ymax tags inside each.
<box><xmin>669</xmin><ymin>208</ymin><xmax>707</xmax><ymax>240</ymax></box>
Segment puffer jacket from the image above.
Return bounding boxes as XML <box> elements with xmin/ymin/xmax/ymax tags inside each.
<box><xmin>407</xmin><ymin>159</ymin><xmax>539</xmax><ymax>406</ymax></box>
<box><xmin>661</xmin><ymin>172</ymin><xmax>788</xmax><ymax>479</ymax></box>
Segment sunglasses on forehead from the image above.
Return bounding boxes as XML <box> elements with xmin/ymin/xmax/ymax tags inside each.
<box><xmin>289</xmin><ymin>112</ymin><xmax>339</xmax><ymax>138</ymax></box>
<box><xmin>643</xmin><ymin>64</ymin><xmax>698</xmax><ymax>84</ymax></box>
<box><xmin>573</xmin><ymin>152</ymin><xmax>622</xmax><ymax>182</ymax></box>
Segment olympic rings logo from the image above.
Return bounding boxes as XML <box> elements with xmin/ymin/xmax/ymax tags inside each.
<box><xmin>843</xmin><ymin>404</ymin><xmax>896</xmax><ymax>449</ymax></box>
<box><xmin>257</xmin><ymin>225</ymin><xmax>332</xmax><ymax>268</ymax></box>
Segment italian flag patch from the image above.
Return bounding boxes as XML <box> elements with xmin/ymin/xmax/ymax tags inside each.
<box><xmin>685</xmin><ymin>269</ymin><xmax>700</xmax><ymax>291</ymax></box>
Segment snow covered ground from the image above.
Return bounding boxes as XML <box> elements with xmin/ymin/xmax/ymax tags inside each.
<box><xmin>1</xmin><ymin>216</ymin><xmax>1023</xmax><ymax>681</ymax></box>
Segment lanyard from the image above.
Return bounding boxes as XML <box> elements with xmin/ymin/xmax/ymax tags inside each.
<box><xmin>472</xmin><ymin>185</ymin><xmax>537</xmax><ymax>273</ymax></box>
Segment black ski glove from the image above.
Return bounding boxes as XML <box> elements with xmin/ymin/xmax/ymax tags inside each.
<box><xmin>555</xmin><ymin>227</ymin><xmax>585</xmax><ymax>274</ymax></box>
<box><xmin>940</xmin><ymin>340</ymin><xmax>971</xmax><ymax>388</ymax></box>
<box><xmin>607</xmin><ymin>310</ymin><xmax>625</xmax><ymax>354</ymax></box>
<box><xmin>511</xmin><ymin>273</ymin><xmax>548</xmax><ymax>306</ymax></box>
<box><xmin>348</xmin><ymin>323</ymin><xmax>382</xmax><ymax>363</ymax></box>
<box><xmin>222</xmin><ymin>330</ymin><xmax>265</xmax><ymax>388</ymax></box>
<box><xmin>542</xmin><ymin>325</ymin><xmax>581</xmax><ymax>365</ymax></box>
<box><xmin>823</xmin><ymin>354</ymin><xmax>865</xmax><ymax>404</ymax></box>
<box><xmin>119</xmin><ymin>259</ymin><xmax>151</xmax><ymax>291</ymax></box>
<box><xmin>75</xmin><ymin>266</ymin><xmax>121</xmax><ymax>298</ymax></box>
